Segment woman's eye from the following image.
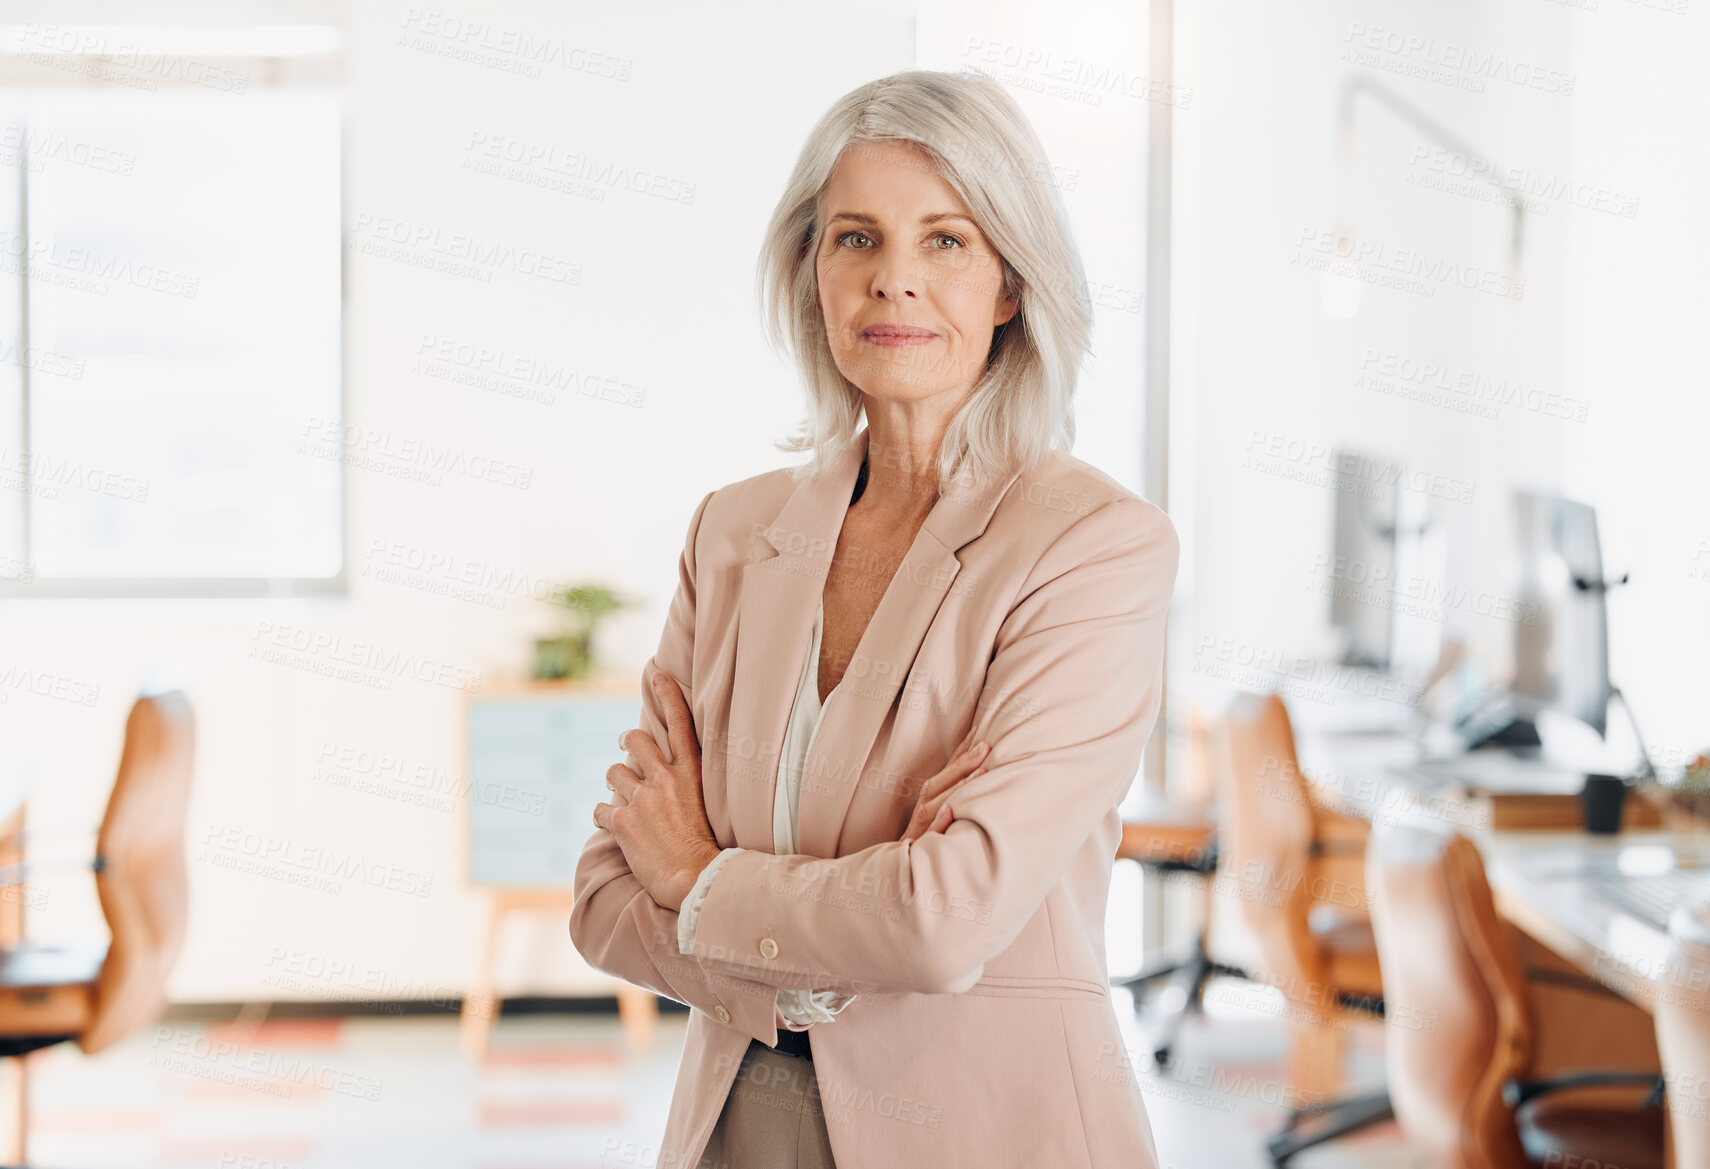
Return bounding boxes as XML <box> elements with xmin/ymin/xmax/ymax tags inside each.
<box><xmin>835</xmin><ymin>231</ymin><xmax>872</xmax><ymax>248</ymax></box>
<box><xmin>931</xmin><ymin>233</ymin><xmax>965</xmax><ymax>249</ymax></box>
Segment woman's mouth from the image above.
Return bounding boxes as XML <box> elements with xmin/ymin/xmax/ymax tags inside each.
<box><xmin>860</xmin><ymin>324</ymin><xmax>939</xmax><ymax>348</ymax></box>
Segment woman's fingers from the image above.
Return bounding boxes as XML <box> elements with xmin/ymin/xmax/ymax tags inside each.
<box><xmin>918</xmin><ymin>741</ymin><xmax>988</xmax><ymax>803</ymax></box>
<box><xmin>605</xmin><ymin>761</ymin><xmax>644</xmax><ymax>804</ymax></box>
<box><xmin>908</xmin><ymin>767</ymin><xmax>983</xmax><ymax>841</ymax></box>
<box><xmin>901</xmin><ymin>740</ymin><xmax>990</xmax><ymax>843</ymax></box>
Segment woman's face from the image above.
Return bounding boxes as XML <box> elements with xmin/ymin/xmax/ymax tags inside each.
<box><xmin>815</xmin><ymin>139</ymin><xmax>1019</xmax><ymax>409</ymax></box>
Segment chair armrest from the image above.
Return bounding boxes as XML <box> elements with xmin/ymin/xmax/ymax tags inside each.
<box><xmin>1117</xmin><ymin>822</ymin><xmax>1217</xmax><ymax>869</ymax></box>
<box><xmin>1502</xmin><ymin>1071</ymin><xmax>1665</xmax><ymax>1110</ymax></box>
<box><xmin>1523</xmin><ymin>965</ymin><xmax>1629</xmax><ymax>1000</ymax></box>
<box><xmin>0</xmin><ymin>857</ymin><xmax>99</xmax><ymax>887</ymax></box>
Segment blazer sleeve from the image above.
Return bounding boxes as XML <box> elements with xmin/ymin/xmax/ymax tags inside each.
<box><xmin>568</xmin><ymin>488</ymin><xmax>788</xmax><ymax>1046</ymax></box>
<box><xmin>683</xmin><ymin>496</ymin><xmax>1180</xmax><ymax>997</ymax></box>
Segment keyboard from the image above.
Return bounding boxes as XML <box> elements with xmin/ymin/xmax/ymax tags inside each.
<box><xmin>1406</xmin><ymin>752</ymin><xmax>1592</xmax><ymax>795</ymax></box>
<box><xmin>1590</xmin><ymin>870</ymin><xmax>1710</xmax><ymax>931</ymax></box>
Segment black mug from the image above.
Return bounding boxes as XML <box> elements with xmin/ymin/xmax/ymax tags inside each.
<box><xmin>1582</xmin><ymin>773</ymin><xmax>1629</xmax><ymax>834</ymax></box>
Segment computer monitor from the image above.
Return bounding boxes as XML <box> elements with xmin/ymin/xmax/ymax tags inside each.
<box><xmin>1329</xmin><ymin>447</ymin><xmax>1399</xmax><ymax>670</ymax></box>
<box><xmin>1510</xmin><ymin>488</ymin><xmax>1611</xmax><ymax>736</ymax></box>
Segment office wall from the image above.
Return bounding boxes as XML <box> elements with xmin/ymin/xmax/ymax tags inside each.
<box><xmin>1562</xmin><ymin>4</ymin><xmax>1710</xmax><ymax>772</ymax></box>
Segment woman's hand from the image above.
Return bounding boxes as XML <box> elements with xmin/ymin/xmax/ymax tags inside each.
<box><xmin>594</xmin><ymin>672</ymin><xmax>722</xmax><ymax>913</ymax></box>
<box><xmin>901</xmin><ymin>732</ymin><xmax>990</xmax><ymax>843</ymax></box>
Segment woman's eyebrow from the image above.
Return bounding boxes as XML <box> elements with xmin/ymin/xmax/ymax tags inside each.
<box><xmin>827</xmin><ymin>211</ymin><xmax>978</xmax><ymax>229</ymax></box>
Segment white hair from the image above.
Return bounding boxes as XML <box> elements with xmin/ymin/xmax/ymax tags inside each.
<box><xmin>754</xmin><ymin>68</ymin><xmax>1093</xmax><ymax>497</ymax></box>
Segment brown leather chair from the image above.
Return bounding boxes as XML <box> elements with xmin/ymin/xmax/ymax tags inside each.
<box><xmin>0</xmin><ymin>690</ymin><xmax>195</xmax><ymax>1160</ymax></box>
<box><xmin>1208</xmin><ymin>691</ymin><xmax>1392</xmax><ymax>1164</ymax></box>
<box><xmin>1366</xmin><ymin>820</ymin><xmax>1666</xmax><ymax>1169</ymax></box>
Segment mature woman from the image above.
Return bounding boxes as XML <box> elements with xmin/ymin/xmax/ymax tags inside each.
<box><xmin>570</xmin><ymin>68</ymin><xmax>1178</xmax><ymax>1169</ymax></box>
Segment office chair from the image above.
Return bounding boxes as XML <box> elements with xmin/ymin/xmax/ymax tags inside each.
<box><xmin>0</xmin><ymin>689</ymin><xmax>195</xmax><ymax>1166</ymax></box>
<box><xmin>1651</xmin><ymin>905</ymin><xmax>1710</xmax><ymax>1168</ymax></box>
<box><xmin>1367</xmin><ymin>821</ymin><xmax>1665</xmax><ymax>1169</ymax></box>
<box><xmin>1114</xmin><ymin>707</ymin><xmax>1251</xmax><ymax>1068</ymax></box>
<box><xmin>1208</xmin><ymin>691</ymin><xmax>1394</xmax><ymax>1166</ymax></box>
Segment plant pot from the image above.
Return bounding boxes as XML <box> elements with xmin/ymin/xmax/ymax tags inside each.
<box><xmin>532</xmin><ymin>632</ymin><xmax>592</xmax><ymax>681</ymax></box>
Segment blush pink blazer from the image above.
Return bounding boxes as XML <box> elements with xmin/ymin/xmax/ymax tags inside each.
<box><xmin>570</xmin><ymin>425</ymin><xmax>1178</xmax><ymax>1169</ymax></box>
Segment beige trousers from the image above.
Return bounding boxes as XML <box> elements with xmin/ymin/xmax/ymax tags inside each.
<box><xmin>696</xmin><ymin>1039</ymin><xmax>837</xmax><ymax>1169</ymax></box>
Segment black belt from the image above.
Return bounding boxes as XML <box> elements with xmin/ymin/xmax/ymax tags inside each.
<box><xmin>767</xmin><ymin>1028</ymin><xmax>812</xmax><ymax>1059</ymax></box>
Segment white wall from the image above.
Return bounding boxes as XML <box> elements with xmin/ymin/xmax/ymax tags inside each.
<box><xmin>1563</xmin><ymin>0</ymin><xmax>1710</xmax><ymax>773</ymax></box>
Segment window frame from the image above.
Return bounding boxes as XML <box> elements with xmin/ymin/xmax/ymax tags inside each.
<box><xmin>0</xmin><ymin>43</ymin><xmax>348</xmax><ymax>600</ymax></box>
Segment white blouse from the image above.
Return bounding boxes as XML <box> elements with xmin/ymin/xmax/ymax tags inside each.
<box><xmin>676</xmin><ymin>597</ymin><xmax>858</xmax><ymax>1027</ymax></box>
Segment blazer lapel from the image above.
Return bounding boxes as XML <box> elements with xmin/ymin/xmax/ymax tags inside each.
<box><xmin>727</xmin><ymin>423</ymin><xmax>1025</xmax><ymax>857</ymax></box>
<box><xmin>723</xmin><ymin>429</ymin><xmax>868</xmax><ymax>850</ymax></box>
<box><xmin>795</xmin><ymin>444</ymin><xmax>1023</xmax><ymax>856</ymax></box>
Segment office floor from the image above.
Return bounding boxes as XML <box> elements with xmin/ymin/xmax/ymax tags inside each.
<box><xmin>14</xmin><ymin>980</ymin><xmax>1411</xmax><ymax>1169</ymax></box>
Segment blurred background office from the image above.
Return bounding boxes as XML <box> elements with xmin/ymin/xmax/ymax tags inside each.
<box><xmin>0</xmin><ymin>0</ymin><xmax>1703</xmax><ymax>1166</ymax></box>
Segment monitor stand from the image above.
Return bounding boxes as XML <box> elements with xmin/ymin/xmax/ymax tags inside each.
<box><xmin>1450</xmin><ymin>689</ymin><xmax>1543</xmax><ymax>752</ymax></box>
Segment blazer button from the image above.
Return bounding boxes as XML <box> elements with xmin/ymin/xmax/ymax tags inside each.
<box><xmin>714</xmin><ymin>1004</ymin><xmax>731</xmax><ymax>1024</ymax></box>
<box><xmin>759</xmin><ymin>937</ymin><xmax>779</xmax><ymax>960</ymax></box>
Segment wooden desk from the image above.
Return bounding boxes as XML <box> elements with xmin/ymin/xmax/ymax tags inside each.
<box><xmin>1295</xmin><ymin>719</ymin><xmax>1707</xmax><ymax>1166</ymax></box>
<box><xmin>1118</xmin><ymin>792</ymin><xmax>1216</xmax><ymax>866</ymax></box>
<box><xmin>1292</xmin><ymin>722</ymin><xmax>1709</xmax><ymax>1013</ymax></box>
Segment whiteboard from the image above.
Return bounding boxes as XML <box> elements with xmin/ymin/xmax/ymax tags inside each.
<box><xmin>465</xmin><ymin>692</ymin><xmax>642</xmax><ymax>888</ymax></box>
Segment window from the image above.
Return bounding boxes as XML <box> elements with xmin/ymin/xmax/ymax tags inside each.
<box><xmin>0</xmin><ymin>30</ymin><xmax>343</xmax><ymax>596</ymax></box>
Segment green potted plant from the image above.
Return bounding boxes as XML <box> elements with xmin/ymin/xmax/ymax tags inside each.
<box><xmin>533</xmin><ymin>582</ymin><xmax>633</xmax><ymax>681</ymax></box>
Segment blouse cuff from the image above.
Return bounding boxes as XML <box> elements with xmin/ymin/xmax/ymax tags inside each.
<box><xmin>677</xmin><ymin>847</ymin><xmax>740</xmax><ymax>956</ymax></box>
<box><xmin>776</xmin><ymin>987</ymin><xmax>859</xmax><ymax>1027</ymax></box>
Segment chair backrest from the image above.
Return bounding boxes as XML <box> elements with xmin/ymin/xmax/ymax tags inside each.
<box><xmin>1207</xmin><ymin>691</ymin><xmax>1318</xmax><ymax>989</ymax></box>
<box><xmin>81</xmin><ymin>690</ymin><xmax>196</xmax><ymax>1055</ymax></box>
<box><xmin>1185</xmin><ymin>705</ymin><xmax>1216</xmax><ymax>806</ymax></box>
<box><xmin>1365</xmin><ymin>821</ymin><xmax>1532</xmax><ymax>1169</ymax></box>
<box><xmin>1656</xmin><ymin>919</ymin><xmax>1710</xmax><ymax>1168</ymax></box>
